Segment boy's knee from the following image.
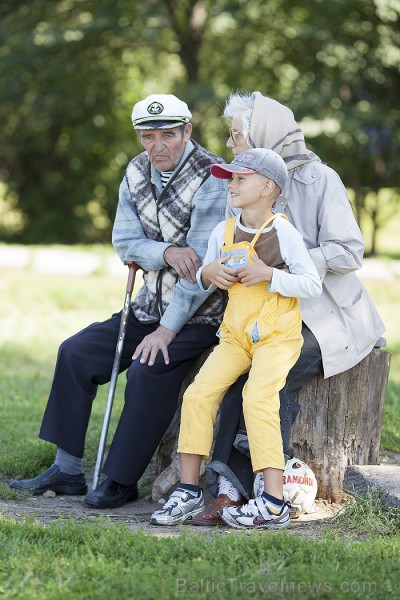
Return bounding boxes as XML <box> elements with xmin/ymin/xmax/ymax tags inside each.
<box><xmin>182</xmin><ymin>388</ymin><xmax>197</xmax><ymax>413</ymax></box>
<box><xmin>182</xmin><ymin>386</ymin><xmax>213</xmax><ymax>418</ymax></box>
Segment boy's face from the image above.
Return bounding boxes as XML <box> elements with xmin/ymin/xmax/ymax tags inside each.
<box><xmin>228</xmin><ymin>172</ymin><xmax>268</xmax><ymax>209</ymax></box>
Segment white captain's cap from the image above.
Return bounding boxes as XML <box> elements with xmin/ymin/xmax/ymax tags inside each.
<box><xmin>131</xmin><ymin>94</ymin><xmax>192</xmax><ymax>130</ymax></box>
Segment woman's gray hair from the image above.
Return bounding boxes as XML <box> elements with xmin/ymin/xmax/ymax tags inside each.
<box><xmin>223</xmin><ymin>92</ymin><xmax>255</xmax><ymax>138</ymax></box>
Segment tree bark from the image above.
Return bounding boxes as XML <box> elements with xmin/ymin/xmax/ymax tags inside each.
<box><xmin>292</xmin><ymin>349</ymin><xmax>391</xmax><ymax>501</ymax></box>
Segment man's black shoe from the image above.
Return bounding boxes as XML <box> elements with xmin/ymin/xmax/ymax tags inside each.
<box><xmin>9</xmin><ymin>465</ymin><xmax>88</xmax><ymax>496</ymax></box>
<box><xmin>84</xmin><ymin>477</ymin><xmax>138</xmax><ymax>509</ymax></box>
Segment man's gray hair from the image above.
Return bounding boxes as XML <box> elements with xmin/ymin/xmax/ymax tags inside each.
<box><xmin>223</xmin><ymin>92</ymin><xmax>255</xmax><ymax>138</ymax></box>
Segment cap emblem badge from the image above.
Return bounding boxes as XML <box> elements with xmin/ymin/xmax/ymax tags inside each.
<box><xmin>147</xmin><ymin>102</ymin><xmax>164</xmax><ymax>115</ymax></box>
<box><xmin>240</xmin><ymin>153</ymin><xmax>254</xmax><ymax>163</ymax></box>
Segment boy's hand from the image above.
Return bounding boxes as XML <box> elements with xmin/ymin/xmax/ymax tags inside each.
<box><xmin>237</xmin><ymin>255</ymin><xmax>273</xmax><ymax>286</ymax></box>
<box><xmin>202</xmin><ymin>255</ymin><xmax>238</xmax><ymax>290</ymax></box>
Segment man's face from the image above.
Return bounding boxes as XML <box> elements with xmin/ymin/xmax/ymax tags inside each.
<box><xmin>138</xmin><ymin>124</ymin><xmax>192</xmax><ymax>171</ymax></box>
<box><xmin>226</xmin><ymin>117</ymin><xmax>251</xmax><ymax>156</ymax></box>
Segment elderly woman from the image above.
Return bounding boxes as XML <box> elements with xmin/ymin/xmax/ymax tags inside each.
<box><xmin>191</xmin><ymin>91</ymin><xmax>385</xmax><ymax>525</ymax></box>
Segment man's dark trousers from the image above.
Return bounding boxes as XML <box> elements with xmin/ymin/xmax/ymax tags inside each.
<box><xmin>39</xmin><ymin>309</ymin><xmax>218</xmax><ymax>486</ymax></box>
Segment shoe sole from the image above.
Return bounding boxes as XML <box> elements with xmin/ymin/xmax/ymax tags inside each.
<box><xmin>84</xmin><ymin>492</ymin><xmax>138</xmax><ymax>509</ymax></box>
<box><xmin>10</xmin><ymin>483</ymin><xmax>88</xmax><ymax>496</ymax></box>
<box><xmin>220</xmin><ymin>510</ymin><xmax>290</xmax><ymax>531</ymax></box>
<box><xmin>189</xmin><ymin>516</ymin><xmax>224</xmax><ymax>526</ymax></box>
<box><xmin>150</xmin><ymin>505</ymin><xmax>205</xmax><ymax>526</ymax></box>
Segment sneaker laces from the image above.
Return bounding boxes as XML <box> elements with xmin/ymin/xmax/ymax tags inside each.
<box><xmin>239</xmin><ymin>497</ymin><xmax>285</xmax><ymax>520</ymax></box>
<box><xmin>238</xmin><ymin>499</ymin><xmax>260</xmax><ymax>517</ymax></box>
<box><xmin>218</xmin><ymin>475</ymin><xmax>241</xmax><ymax>501</ymax></box>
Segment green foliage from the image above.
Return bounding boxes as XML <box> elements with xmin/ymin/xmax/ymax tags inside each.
<box><xmin>0</xmin><ymin>483</ymin><xmax>29</xmax><ymax>502</ymax></box>
<box><xmin>382</xmin><ymin>377</ymin><xmax>400</xmax><ymax>452</ymax></box>
<box><xmin>0</xmin><ymin>1</ymin><xmax>173</xmax><ymax>243</ymax></box>
<box><xmin>0</xmin><ymin>1</ymin><xmax>399</xmax><ymax>245</ymax></box>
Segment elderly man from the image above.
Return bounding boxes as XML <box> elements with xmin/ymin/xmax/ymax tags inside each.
<box><xmin>190</xmin><ymin>90</ymin><xmax>385</xmax><ymax>525</ymax></box>
<box><xmin>10</xmin><ymin>93</ymin><xmax>227</xmax><ymax>509</ymax></box>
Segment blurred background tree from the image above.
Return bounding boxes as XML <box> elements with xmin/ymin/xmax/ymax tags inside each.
<box><xmin>0</xmin><ymin>0</ymin><xmax>399</xmax><ymax>251</ymax></box>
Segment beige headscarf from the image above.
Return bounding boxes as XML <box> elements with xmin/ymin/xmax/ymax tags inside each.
<box><xmin>249</xmin><ymin>92</ymin><xmax>320</xmax><ymax>171</ymax></box>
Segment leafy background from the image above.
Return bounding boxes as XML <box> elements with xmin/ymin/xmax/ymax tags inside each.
<box><xmin>1</xmin><ymin>0</ymin><xmax>399</xmax><ymax>250</ymax></box>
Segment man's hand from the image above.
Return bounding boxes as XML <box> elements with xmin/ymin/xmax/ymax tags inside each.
<box><xmin>202</xmin><ymin>255</ymin><xmax>238</xmax><ymax>290</ymax></box>
<box><xmin>132</xmin><ymin>325</ymin><xmax>177</xmax><ymax>366</ymax></box>
<box><xmin>237</xmin><ymin>255</ymin><xmax>273</xmax><ymax>286</ymax></box>
<box><xmin>164</xmin><ymin>246</ymin><xmax>200</xmax><ymax>282</ymax></box>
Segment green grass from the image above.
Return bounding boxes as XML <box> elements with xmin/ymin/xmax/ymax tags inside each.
<box><xmin>0</xmin><ymin>270</ymin><xmax>133</xmax><ymax>479</ymax></box>
<box><xmin>0</xmin><ymin>516</ymin><xmax>399</xmax><ymax>599</ymax></box>
<box><xmin>0</xmin><ymin>252</ymin><xmax>399</xmax><ymax>599</ymax></box>
<box><xmin>360</xmin><ymin>280</ymin><xmax>400</xmax><ymax>452</ymax></box>
<box><xmin>332</xmin><ymin>490</ymin><xmax>400</xmax><ymax>538</ymax></box>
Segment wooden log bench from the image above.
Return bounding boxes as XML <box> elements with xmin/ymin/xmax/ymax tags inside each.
<box><xmin>151</xmin><ymin>347</ymin><xmax>391</xmax><ymax>502</ymax></box>
<box><xmin>292</xmin><ymin>348</ymin><xmax>391</xmax><ymax>500</ymax></box>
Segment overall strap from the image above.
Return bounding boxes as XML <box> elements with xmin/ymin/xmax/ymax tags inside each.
<box><xmin>223</xmin><ymin>217</ymin><xmax>237</xmax><ymax>244</ymax></box>
<box><xmin>250</xmin><ymin>213</ymin><xmax>287</xmax><ymax>248</ymax></box>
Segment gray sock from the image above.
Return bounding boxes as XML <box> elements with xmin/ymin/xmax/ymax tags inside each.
<box><xmin>54</xmin><ymin>448</ymin><xmax>83</xmax><ymax>476</ymax></box>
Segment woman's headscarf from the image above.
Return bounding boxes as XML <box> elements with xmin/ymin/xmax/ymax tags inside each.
<box><xmin>249</xmin><ymin>92</ymin><xmax>320</xmax><ymax>171</ymax></box>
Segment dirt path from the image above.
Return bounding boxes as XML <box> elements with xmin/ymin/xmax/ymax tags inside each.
<box><xmin>0</xmin><ymin>484</ymin><xmax>347</xmax><ymax>539</ymax></box>
<box><xmin>4</xmin><ymin>451</ymin><xmax>398</xmax><ymax>537</ymax></box>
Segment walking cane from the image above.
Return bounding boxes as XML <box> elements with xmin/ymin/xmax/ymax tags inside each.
<box><xmin>92</xmin><ymin>262</ymin><xmax>140</xmax><ymax>491</ymax></box>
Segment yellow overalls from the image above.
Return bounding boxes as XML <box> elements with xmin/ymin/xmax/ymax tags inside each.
<box><xmin>178</xmin><ymin>215</ymin><xmax>303</xmax><ymax>472</ymax></box>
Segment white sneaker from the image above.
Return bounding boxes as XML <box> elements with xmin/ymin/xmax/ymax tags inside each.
<box><xmin>220</xmin><ymin>496</ymin><xmax>290</xmax><ymax>530</ymax></box>
<box><xmin>217</xmin><ymin>475</ymin><xmax>242</xmax><ymax>501</ymax></box>
<box><xmin>253</xmin><ymin>471</ymin><xmax>302</xmax><ymax>519</ymax></box>
<box><xmin>253</xmin><ymin>472</ymin><xmax>302</xmax><ymax>519</ymax></box>
<box><xmin>150</xmin><ymin>488</ymin><xmax>205</xmax><ymax>526</ymax></box>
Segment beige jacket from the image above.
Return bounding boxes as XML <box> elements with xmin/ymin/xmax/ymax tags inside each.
<box><xmin>228</xmin><ymin>92</ymin><xmax>385</xmax><ymax>377</ymax></box>
<box><xmin>277</xmin><ymin>161</ymin><xmax>384</xmax><ymax>377</ymax></box>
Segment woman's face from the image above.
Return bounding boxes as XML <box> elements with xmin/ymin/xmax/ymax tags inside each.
<box><xmin>226</xmin><ymin>117</ymin><xmax>251</xmax><ymax>156</ymax></box>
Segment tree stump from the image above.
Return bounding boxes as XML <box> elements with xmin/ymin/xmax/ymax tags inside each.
<box><xmin>152</xmin><ymin>348</ymin><xmax>391</xmax><ymax>502</ymax></box>
<box><xmin>292</xmin><ymin>348</ymin><xmax>391</xmax><ymax>501</ymax></box>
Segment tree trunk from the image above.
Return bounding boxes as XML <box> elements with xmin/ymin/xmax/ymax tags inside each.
<box><xmin>152</xmin><ymin>348</ymin><xmax>391</xmax><ymax>502</ymax></box>
<box><xmin>292</xmin><ymin>349</ymin><xmax>391</xmax><ymax>501</ymax></box>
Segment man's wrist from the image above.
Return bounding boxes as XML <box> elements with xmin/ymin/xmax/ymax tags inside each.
<box><xmin>163</xmin><ymin>245</ymin><xmax>176</xmax><ymax>265</ymax></box>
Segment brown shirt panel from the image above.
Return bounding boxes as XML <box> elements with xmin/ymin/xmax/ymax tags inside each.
<box><xmin>234</xmin><ymin>226</ymin><xmax>289</xmax><ymax>272</ymax></box>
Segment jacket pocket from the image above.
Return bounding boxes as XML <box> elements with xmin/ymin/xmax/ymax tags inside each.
<box><xmin>340</xmin><ymin>288</ymin><xmax>375</xmax><ymax>354</ymax></box>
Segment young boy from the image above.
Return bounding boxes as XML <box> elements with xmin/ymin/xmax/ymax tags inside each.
<box><xmin>150</xmin><ymin>148</ymin><xmax>322</xmax><ymax>530</ymax></box>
